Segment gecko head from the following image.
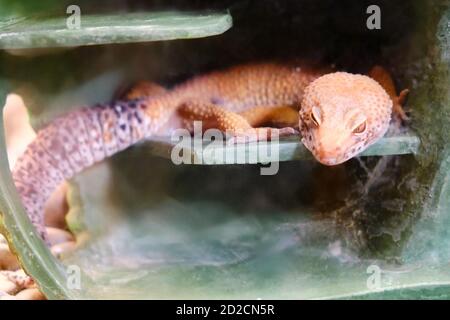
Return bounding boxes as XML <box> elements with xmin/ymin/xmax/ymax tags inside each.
<box><xmin>299</xmin><ymin>72</ymin><xmax>392</xmax><ymax>166</ymax></box>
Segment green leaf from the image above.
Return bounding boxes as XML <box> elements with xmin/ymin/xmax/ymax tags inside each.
<box><xmin>145</xmin><ymin>132</ymin><xmax>420</xmax><ymax>165</ymax></box>
<box><xmin>0</xmin><ymin>11</ymin><xmax>232</xmax><ymax>49</ymax></box>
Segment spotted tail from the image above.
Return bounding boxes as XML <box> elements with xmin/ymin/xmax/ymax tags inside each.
<box><xmin>11</xmin><ymin>99</ymin><xmax>152</xmax><ymax>242</ymax></box>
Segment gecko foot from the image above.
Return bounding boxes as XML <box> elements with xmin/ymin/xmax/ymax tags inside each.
<box><xmin>227</xmin><ymin>127</ymin><xmax>298</xmax><ymax>144</ymax></box>
<box><xmin>393</xmin><ymin>88</ymin><xmax>410</xmax><ymax>122</ymax></box>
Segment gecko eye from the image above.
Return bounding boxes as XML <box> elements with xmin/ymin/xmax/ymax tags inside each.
<box><xmin>310</xmin><ymin>106</ymin><xmax>322</xmax><ymax>127</ymax></box>
<box><xmin>352</xmin><ymin>121</ymin><xmax>367</xmax><ymax>135</ymax></box>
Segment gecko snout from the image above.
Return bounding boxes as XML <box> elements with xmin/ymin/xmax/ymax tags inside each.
<box><xmin>300</xmin><ymin>121</ymin><xmax>350</xmax><ymax>166</ymax></box>
<box><xmin>309</xmin><ymin>129</ymin><xmax>347</xmax><ymax>165</ymax></box>
<box><xmin>315</xmin><ymin>146</ymin><xmax>344</xmax><ymax>166</ymax></box>
<box><xmin>317</xmin><ymin>153</ymin><xmax>337</xmax><ymax>166</ymax></box>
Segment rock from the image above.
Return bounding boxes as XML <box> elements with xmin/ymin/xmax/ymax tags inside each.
<box><xmin>46</xmin><ymin>227</ymin><xmax>74</xmax><ymax>247</ymax></box>
<box><xmin>15</xmin><ymin>288</ymin><xmax>46</xmax><ymax>300</ymax></box>
<box><xmin>0</xmin><ymin>243</ymin><xmax>20</xmax><ymax>270</ymax></box>
<box><xmin>3</xmin><ymin>94</ymin><xmax>36</xmax><ymax>169</ymax></box>
<box><xmin>0</xmin><ymin>272</ymin><xmax>18</xmax><ymax>295</ymax></box>
<box><xmin>0</xmin><ymin>270</ymin><xmax>34</xmax><ymax>290</ymax></box>
<box><xmin>44</xmin><ymin>183</ymin><xmax>69</xmax><ymax>229</ymax></box>
<box><xmin>51</xmin><ymin>241</ymin><xmax>77</xmax><ymax>259</ymax></box>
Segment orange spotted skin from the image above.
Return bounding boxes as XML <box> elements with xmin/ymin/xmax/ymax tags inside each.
<box><xmin>299</xmin><ymin>72</ymin><xmax>393</xmax><ymax>165</ymax></box>
<box><xmin>137</xmin><ymin>62</ymin><xmax>397</xmax><ymax>165</ymax></box>
<box><xmin>135</xmin><ymin>63</ymin><xmax>330</xmax><ymax>135</ymax></box>
<box><xmin>12</xmin><ymin>62</ymin><xmax>401</xmax><ymax>244</ymax></box>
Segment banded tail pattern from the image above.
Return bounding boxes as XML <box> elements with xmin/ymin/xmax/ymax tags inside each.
<box><xmin>11</xmin><ymin>99</ymin><xmax>153</xmax><ymax>242</ymax></box>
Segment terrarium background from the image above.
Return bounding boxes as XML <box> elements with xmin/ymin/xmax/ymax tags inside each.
<box><xmin>0</xmin><ymin>0</ymin><xmax>449</xmax><ymax>299</ymax></box>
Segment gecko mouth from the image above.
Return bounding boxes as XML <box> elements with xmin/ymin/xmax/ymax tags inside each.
<box><xmin>315</xmin><ymin>150</ymin><xmax>353</xmax><ymax>166</ymax></box>
<box><xmin>302</xmin><ymin>137</ymin><xmax>351</xmax><ymax>166</ymax></box>
<box><xmin>317</xmin><ymin>157</ymin><xmax>339</xmax><ymax>166</ymax></box>
<box><xmin>316</xmin><ymin>151</ymin><xmax>358</xmax><ymax>166</ymax></box>
<box><xmin>315</xmin><ymin>148</ymin><xmax>347</xmax><ymax>166</ymax></box>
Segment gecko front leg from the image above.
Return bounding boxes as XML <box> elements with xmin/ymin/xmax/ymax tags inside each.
<box><xmin>178</xmin><ymin>101</ymin><xmax>297</xmax><ymax>143</ymax></box>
